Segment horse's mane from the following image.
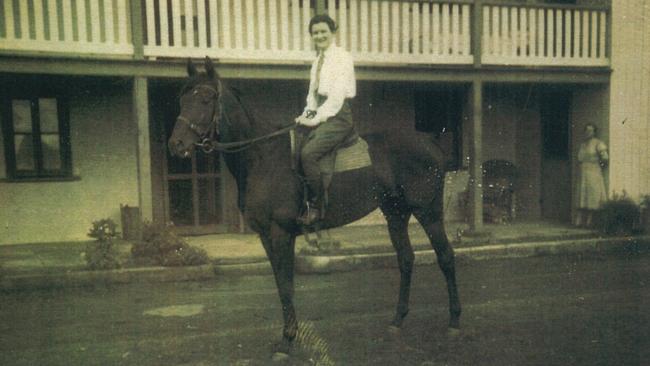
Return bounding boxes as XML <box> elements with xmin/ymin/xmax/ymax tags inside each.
<box><xmin>224</xmin><ymin>85</ymin><xmax>262</xmax><ymax>132</ymax></box>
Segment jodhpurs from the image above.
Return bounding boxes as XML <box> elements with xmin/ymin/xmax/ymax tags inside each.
<box><xmin>300</xmin><ymin>98</ymin><xmax>354</xmax><ymax>201</ymax></box>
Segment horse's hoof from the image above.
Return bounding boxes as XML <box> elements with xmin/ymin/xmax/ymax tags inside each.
<box><xmin>447</xmin><ymin>327</ymin><xmax>461</xmax><ymax>338</ymax></box>
<box><xmin>271</xmin><ymin>338</ymin><xmax>292</xmax><ymax>362</ymax></box>
<box><xmin>271</xmin><ymin>352</ymin><xmax>290</xmax><ymax>362</ymax></box>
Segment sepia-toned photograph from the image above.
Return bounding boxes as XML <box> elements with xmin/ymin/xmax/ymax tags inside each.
<box><xmin>0</xmin><ymin>0</ymin><xmax>648</xmax><ymax>364</ymax></box>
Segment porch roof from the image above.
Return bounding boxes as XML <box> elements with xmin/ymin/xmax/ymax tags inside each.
<box><xmin>0</xmin><ymin>54</ymin><xmax>610</xmax><ymax>84</ymax></box>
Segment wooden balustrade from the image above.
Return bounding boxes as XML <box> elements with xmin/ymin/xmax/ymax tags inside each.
<box><xmin>143</xmin><ymin>0</ymin><xmax>315</xmax><ymax>61</ymax></box>
<box><xmin>0</xmin><ymin>0</ymin><xmax>609</xmax><ymax>68</ymax></box>
<box><xmin>0</xmin><ymin>0</ymin><xmax>133</xmax><ymax>56</ymax></box>
<box><xmin>481</xmin><ymin>4</ymin><xmax>609</xmax><ymax>66</ymax></box>
<box><xmin>324</xmin><ymin>0</ymin><xmax>474</xmax><ymax>64</ymax></box>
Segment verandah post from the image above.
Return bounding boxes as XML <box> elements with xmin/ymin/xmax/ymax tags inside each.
<box><xmin>473</xmin><ymin>0</ymin><xmax>483</xmax><ymax>68</ymax></box>
<box><xmin>133</xmin><ymin>77</ymin><xmax>153</xmax><ymax>222</ymax></box>
<box><xmin>469</xmin><ymin>79</ymin><xmax>484</xmax><ymax>231</ymax></box>
<box><xmin>130</xmin><ymin>0</ymin><xmax>145</xmax><ymax>59</ymax></box>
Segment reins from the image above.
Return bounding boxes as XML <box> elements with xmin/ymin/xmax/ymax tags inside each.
<box><xmin>196</xmin><ymin>122</ymin><xmax>297</xmax><ymax>154</ymax></box>
<box><xmin>180</xmin><ymin>81</ymin><xmax>298</xmax><ymax>154</ymax></box>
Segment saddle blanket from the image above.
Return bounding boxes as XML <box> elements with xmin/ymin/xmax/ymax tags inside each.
<box><xmin>290</xmin><ymin>130</ymin><xmax>372</xmax><ymax>174</ymax></box>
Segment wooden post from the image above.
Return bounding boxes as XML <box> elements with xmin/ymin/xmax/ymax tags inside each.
<box><xmin>469</xmin><ymin>79</ymin><xmax>484</xmax><ymax>231</ymax></box>
<box><xmin>473</xmin><ymin>0</ymin><xmax>483</xmax><ymax>67</ymax></box>
<box><xmin>133</xmin><ymin>77</ymin><xmax>153</xmax><ymax>222</ymax></box>
<box><xmin>130</xmin><ymin>0</ymin><xmax>145</xmax><ymax>59</ymax></box>
<box><xmin>605</xmin><ymin>8</ymin><xmax>612</xmax><ymax>60</ymax></box>
<box><xmin>316</xmin><ymin>0</ymin><xmax>326</xmax><ymax>15</ymax></box>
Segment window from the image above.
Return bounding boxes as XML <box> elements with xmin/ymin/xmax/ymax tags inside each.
<box><xmin>2</xmin><ymin>96</ymin><xmax>72</xmax><ymax>180</ymax></box>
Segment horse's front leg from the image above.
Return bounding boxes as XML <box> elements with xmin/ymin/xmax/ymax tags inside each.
<box><xmin>260</xmin><ymin>223</ymin><xmax>298</xmax><ymax>359</ymax></box>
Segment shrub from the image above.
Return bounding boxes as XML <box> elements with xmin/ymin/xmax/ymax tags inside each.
<box><xmin>639</xmin><ymin>195</ymin><xmax>650</xmax><ymax>234</ymax></box>
<box><xmin>87</xmin><ymin>218</ymin><xmax>118</xmax><ymax>241</ymax></box>
<box><xmin>85</xmin><ymin>219</ymin><xmax>122</xmax><ymax>270</ymax></box>
<box><xmin>598</xmin><ymin>192</ymin><xmax>640</xmax><ymax>236</ymax></box>
<box><xmin>131</xmin><ymin>222</ymin><xmax>209</xmax><ymax>266</ymax></box>
<box><xmin>640</xmin><ymin>195</ymin><xmax>650</xmax><ymax>212</ymax></box>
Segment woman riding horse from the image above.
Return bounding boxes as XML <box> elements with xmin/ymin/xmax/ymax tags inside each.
<box><xmin>295</xmin><ymin>14</ymin><xmax>357</xmax><ymax>226</ymax></box>
<box><xmin>167</xmin><ymin>16</ymin><xmax>461</xmax><ymax>362</ymax></box>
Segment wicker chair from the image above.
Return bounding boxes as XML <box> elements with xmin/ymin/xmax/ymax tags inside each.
<box><xmin>482</xmin><ymin>160</ymin><xmax>519</xmax><ymax>224</ymax></box>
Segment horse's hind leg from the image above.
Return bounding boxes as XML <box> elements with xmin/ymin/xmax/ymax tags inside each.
<box><xmin>413</xmin><ymin>209</ymin><xmax>461</xmax><ymax>329</ymax></box>
<box><xmin>380</xmin><ymin>196</ymin><xmax>414</xmax><ymax>329</ymax></box>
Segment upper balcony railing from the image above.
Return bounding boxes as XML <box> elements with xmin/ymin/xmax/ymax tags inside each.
<box><xmin>326</xmin><ymin>0</ymin><xmax>474</xmax><ymax>64</ymax></box>
<box><xmin>143</xmin><ymin>0</ymin><xmax>315</xmax><ymax>61</ymax></box>
<box><xmin>481</xmin><ymin>2</ymin><xmax>609</xmax><ymax>66</ymax></box>
<box><xmin>0</xmin><ymin>0</ymin><xmax>610</xmax><ymax>68</ymax></box>
<box><xmin>0</xmin><ymin>0</ymin><xmax>134</xmax><ymax>56</ymax></box>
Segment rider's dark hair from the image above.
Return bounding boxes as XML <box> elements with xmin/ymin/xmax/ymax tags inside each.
<box><xmin>309</xmin><ymin>14</ymin><xmax>337</xmax><ymax>34</ymax></box>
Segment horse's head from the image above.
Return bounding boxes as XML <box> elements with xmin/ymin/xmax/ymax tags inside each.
<box><xmin>168</xmin><ymin>57</ymin><xmax>222</xmax><ymax>158</ymax></box>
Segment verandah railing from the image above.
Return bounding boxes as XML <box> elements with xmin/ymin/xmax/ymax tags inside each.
<box><xmin>143</xmin><ymin>0</ymin><xmax>315</xmax><ymax>60</ymax></box>
<box><xmin>325</xmin><ymin>0</ymin><xmax>473</xmax><ymax>64</ymax></box>
<box><xmin>141</xmin><ymin>0</ymin><xmax>474</xmax><ymax>64</ymax></box>
<box><xmin>481</xmin><ymin>2</ymin><xmax>609</xmax><ymax>66</ymax></box>
<box><xmin>0</xmin><ymin>0</ymin><xmax>133</xmax><ymax>55</ymax></box>
<box><xmin>0</xmin><ymin>0</ymin><xmax>609</xmax><ymax>67</ymax></box>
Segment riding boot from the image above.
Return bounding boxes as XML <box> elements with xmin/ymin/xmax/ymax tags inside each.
<box><xmin>298</xmin><ymin>185</ymin><xmax>324</xmax><ymax>226</ymax></box>
<box><xmin>297</xmin><ymin>200</ymin><xmax>321</xmax><ymax>227</ymax></box>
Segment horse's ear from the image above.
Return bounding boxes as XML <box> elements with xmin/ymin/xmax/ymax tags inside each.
<box><xmin>204</xmin><ymin>56</ymin><xmax>219</xmax><ymax>80</ymax></box>
<box><xmin>187</xmin><ymin>58</ymin><xmax>198</xmax><ymax>77</ymax></box>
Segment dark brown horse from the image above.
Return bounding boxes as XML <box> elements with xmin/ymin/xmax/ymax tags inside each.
<box><xmin>168</xmin><ymin>57</ymin><xmax>461</xmax><ymax>360</ymax></box>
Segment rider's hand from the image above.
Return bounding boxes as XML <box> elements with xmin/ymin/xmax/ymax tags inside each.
<box><xmin>295</xmin><ymin>115</ymin><xmax>319</xmax><ymax>127</ymax></box>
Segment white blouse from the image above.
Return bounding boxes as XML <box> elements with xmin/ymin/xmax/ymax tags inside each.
<box><xmin>303</xmin><ymin>44</ymin><xmax>356</xmax><ymax>125</ymax></box>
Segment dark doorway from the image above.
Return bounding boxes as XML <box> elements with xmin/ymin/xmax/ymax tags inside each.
<box><xmin>414</xmin><ymin>87</ymin><xmax>463</xmax><ymax>171</ymax></box>
<box><xmin>540</xmin><ymin>89</ymin><xmax>572</xmax><ymax>222</ymax></box>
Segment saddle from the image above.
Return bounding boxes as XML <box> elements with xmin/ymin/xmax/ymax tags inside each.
<box><xmin>290</xmin><ymin>128</ymin><xmax>372</xmax><ymax>202</ymax></box>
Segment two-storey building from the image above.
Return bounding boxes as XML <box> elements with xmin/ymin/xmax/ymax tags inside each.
<box><xmin>1</xmin><ymin>0</ymin><xmax>648</xmax><ymax>244</ymax></box>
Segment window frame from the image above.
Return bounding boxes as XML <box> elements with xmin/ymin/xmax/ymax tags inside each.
<box><xmin>1</xmin><ymin>93</ymin><xmax>73</xmax><ymax>181</ymax></box>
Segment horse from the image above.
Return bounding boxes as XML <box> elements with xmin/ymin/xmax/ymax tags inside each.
<box><xmin>168</xmin><ymin>57</ymin><xmax>461</xmax><ymax>360</ymax></box>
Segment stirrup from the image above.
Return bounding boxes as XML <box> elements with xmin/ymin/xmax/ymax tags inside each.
<box><xmin>297</xmin><ymin>201</ymin><xmax>321</xmax><ymax>226</ymax></box>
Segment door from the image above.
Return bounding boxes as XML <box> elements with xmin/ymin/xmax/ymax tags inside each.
<box><xmin>414</xmin><ymin>87</ymin><xmax>463</xmax><ymax>171</ymax></box>
<box><xmin>540</xmin><ymin>90</ymin><xmax>572</xmax><ymax>222</ymax></box>
<box><xmin>164</xmin><ymin>147</ymin><xmax>228</xmax><ymax>235</ymax></box>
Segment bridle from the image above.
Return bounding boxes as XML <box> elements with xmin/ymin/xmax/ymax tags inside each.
<box><xmin>177</xmin><ymin>82</ymin><xmax>297</xmax><ymax>154</ymax></box>
<box><xmin>176</xmin><ymin>84</ymin><xmax>221</xmax><ymax>153</ymax></box>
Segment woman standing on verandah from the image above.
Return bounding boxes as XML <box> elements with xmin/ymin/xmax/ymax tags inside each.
<box><xmin>575</xmin><ymin>123</ymin><xmax>609</xmax><ymax>227</ymax></box>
